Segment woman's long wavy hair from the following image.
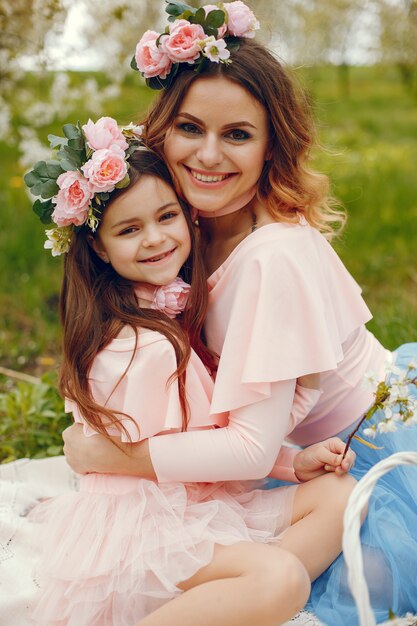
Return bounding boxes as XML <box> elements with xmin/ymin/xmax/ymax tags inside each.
<box><xmin>60</xmin><ymin>149</ymin><xmax>216</xmax><ymax>439</ymax></box>
<box><xmin>143</xmin><ymin>38</ymin><xmax>345</xmax><ymax>239</ymax></box>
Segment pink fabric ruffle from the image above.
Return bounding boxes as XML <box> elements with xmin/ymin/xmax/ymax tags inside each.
<box><xmin>66</xmin><ymin>330</ymin><xmax>227</xmax><ymax>441</ymax></box>
<box><xmin>206</xmin><ymin>221</ymin><xmax>373</xmax><ymax>414</ymax></box>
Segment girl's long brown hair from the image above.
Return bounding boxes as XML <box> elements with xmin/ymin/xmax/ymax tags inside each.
<box><xmin>60</xmin><ymin>150</ymin><xmax>216</xmax><ymax>439</ymax></box>
<box><xmin>144</xmin><ymin>38</ymin><xmax>345</xmax><ymax>239</ymax></box>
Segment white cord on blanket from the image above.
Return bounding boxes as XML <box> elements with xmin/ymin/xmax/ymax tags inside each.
<box><xmin>343</xmin><ymin>451</ymin><xmax>417</xmax><ymax>626</ymax></box>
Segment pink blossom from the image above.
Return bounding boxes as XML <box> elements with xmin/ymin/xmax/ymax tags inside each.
<box><xmin>224</xmin><ymin>1</ymin><xmax>260</xmax><ymax>38</ymax></box>
<box><xmin>160</xmin><ymin>20</ymin><xmax>206</xmax><ymax>63</ymax></box>
<box><xmin>135</xmin><ymin>30</ymin><xmax>173</xmax><ymax>79</ymax></box>
<box><xmin>203</xmin><ymin>4</ymin><xmax>227</xmax><ymax>37</ymax></box>
<box><xmin>82</xmin><ymin>117</ymin><xmax>128</xmax><ymax>151</ymax></box>
<box><xmin>153</xmin><ymin>278</ymin><xmax>191</xmax><ymax>318</ymax></box>
<box><xmin>52</xmin><ymin>171</ymin><xmax>93</xmax><ymax>227</ymax></box>
<box><xmin>81</xmin><ymin>145</ymin><xmax>128</xmax><ymax>193</ymax></box>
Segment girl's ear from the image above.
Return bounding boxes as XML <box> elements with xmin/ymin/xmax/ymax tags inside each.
<box><xmin>87</xmin><ymin>233</ymin><xmax>110</xmax><ymax>264</ymax></box>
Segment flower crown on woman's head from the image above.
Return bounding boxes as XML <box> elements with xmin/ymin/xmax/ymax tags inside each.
<box><xmin>24</xmin><ymin>117</ymin><xmax>145</xmax><ymax>256</ymax></box>
<box><xmin>131</xmin><ymin>0</ymin><xmax>259</xmax><ymax>90</ymax></box>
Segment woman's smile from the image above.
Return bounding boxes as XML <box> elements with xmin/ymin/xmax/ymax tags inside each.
<box><xmin>164</xmin><ymin>75</ymin><xmax>270</xmax><ymax>214</ymax></box>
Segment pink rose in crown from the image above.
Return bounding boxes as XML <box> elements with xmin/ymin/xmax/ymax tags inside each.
<box><xmin>203</xmin><ymin>5</ymin><xmax>227</xmax><ymax>37</ymax></box>
<box><xmin>82</xmin><ymin>117</ymin><xmax>128</xmax><ymax>151</ymax></box>
<box><xmin>152</xmin><ymin>277</ymin><xmax>191</xmax><ymax>318</ymax></box>
<box><xmin>82</xmin><ymin>145</ymin><xmax>128</xmax><ymax>193</ymax></box>
<box><xmin>224</xmin><ymin>1</ymin><xmax>260</xmax><ymax>38</ymax></box>
<box><xmin>160</xmin><ymin>20</ymin><xmax>206</xmax><ymax>63</ymax></box>
<box><xmin>135</xmin><ymin>30</ymin><xmax>173</xmax><ymax>79</ymax></box>
<box><xmin>52</xmin><ymin>171</ymin><xmax>93</xmax><ymax>227</ymax></box>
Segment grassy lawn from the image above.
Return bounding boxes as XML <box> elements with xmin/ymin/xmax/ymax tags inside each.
<box><xmin>0</xmin><ymin>65</ymin><xmax>416</xmax><ymax>460</ymax></box>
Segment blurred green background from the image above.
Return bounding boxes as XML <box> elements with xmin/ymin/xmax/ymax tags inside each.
<box><xmin>1</xmin><ymin>1</ymin><xmax>416</xmax><ymax>460</ymax></box>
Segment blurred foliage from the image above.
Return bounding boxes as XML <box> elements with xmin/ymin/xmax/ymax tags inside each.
<box><xmin>0</xmin><ymin>372</ymin><xmax>70</xmax><ymax>463</ymax></box>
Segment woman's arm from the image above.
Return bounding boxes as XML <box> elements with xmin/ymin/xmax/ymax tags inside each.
<box><xmin>63</xmin><ymin>379</ymin><xmax>297</xmax><ymax>481</ymax></box>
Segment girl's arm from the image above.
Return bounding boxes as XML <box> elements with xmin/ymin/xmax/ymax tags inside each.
<box><xmin>64</xmin><ymin>379</ymin><xmax>297</xmax><ymax>481</ymax></box>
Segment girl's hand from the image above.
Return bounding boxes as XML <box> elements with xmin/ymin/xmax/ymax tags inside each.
<box><xmin>293</xmin><ymin>437</ymin><xmax>356</xmax><ymax>482</ymax></box>
<box><xmin>62</xmin><ymin>424</ymin><xmax>155</xmax><ymax>478</ymax></box>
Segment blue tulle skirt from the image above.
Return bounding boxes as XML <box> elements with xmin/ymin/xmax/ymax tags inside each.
<box><xmin>307</xmin><ymin>343</ymin><xmax>417</xmax><ymax>625</ymax></box>
<box><xmin>266</xmin><ymin>343</ymin><xmax>417</xmax><ymax>624</ymax></box>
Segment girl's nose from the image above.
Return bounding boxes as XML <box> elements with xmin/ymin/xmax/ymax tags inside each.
<box><xmin>195</xmin><ymin>134</ymin><xmax>222</xmax><ymax>168</ymax></box>
<box><xmin>142</xmin><ymin>224</ymin><xmax>166</xmax><ymax>247</ymax></box>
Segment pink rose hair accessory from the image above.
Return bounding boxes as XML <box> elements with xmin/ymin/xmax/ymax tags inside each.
<box><xmin>131</xmin><ymin>1</ymin><xmax>259</xmax><ymax>90</ymax></box>
<box><xmin>134</xmin><ymin>277</ymin><xmax>191</xmax><ymax>319</ymax></box>
<box><xmin>24</xmin><ymin>118</ymin><xmax>145</xmax><ymax>255</ymax></box>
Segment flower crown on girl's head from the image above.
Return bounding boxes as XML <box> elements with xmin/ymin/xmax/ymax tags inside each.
<box><xmin>24</xmin><ymin>117</ymin><xmax>145</xmax><ymax>256</ymax></box>
<box><xmin>131</xmin><ymin>0</ymin><xmax>260</xmax><ymax>90</ymax></box>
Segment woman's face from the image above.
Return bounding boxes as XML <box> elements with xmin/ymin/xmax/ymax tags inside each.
<box><xmin>164</xmin><ymin>76</ymin><xmax>270</xmax><ymax>213</ymax></box>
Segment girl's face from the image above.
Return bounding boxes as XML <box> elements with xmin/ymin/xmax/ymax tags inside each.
<box><xmin>92</xmin><ymin>175</ymin><xmax>191</xmax><ymax>286</ymax></box>
<box><xmin>164</xmin><ymin>75</ymin><xmax>270</xmax><ymax>214</ymax></box>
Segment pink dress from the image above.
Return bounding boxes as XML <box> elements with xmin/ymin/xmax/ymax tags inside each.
<box><xmin>148</xmin><ymin>219</ymin><xmax>390</xmax><ymax>483</ymax></box>
<box><xmin>30</xmin><ymin>330</ymin><xmax>297</xmax><ymax>626</ymax></box>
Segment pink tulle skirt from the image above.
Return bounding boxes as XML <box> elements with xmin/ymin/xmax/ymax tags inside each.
<box><xmin>30</xmin><ymin>473</ymin><xmax>297</xmax><ymax>626</ymax></box>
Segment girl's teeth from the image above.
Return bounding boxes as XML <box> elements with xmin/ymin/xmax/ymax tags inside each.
<box><xmin>191</xmin><ymin>170</ymin><xmax>228</xmax><ymax>182</ymax></box>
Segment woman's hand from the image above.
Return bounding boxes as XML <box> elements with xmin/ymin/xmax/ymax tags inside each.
<box><xmin>62</xmin><ymin>423</ymin><xmax>155</xmax><ymax>479</ymax></box>
<box><xmin>293</xmin><ymin>437</ymin><xmax>356</xmax><ymax>482</ymax></box>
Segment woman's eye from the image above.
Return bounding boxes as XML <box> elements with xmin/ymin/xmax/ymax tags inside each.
<box><xmin>178</xmin><ymin>122</ymin><xmax>201</xmax><ymax>135</ymax></box>
<box><xmin>226</xmin><ymin>129</ymin><xmax>250</xmax><ymax>141</ymax></box>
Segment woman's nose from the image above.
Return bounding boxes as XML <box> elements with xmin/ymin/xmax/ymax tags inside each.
<box><xmin>195</xmin><ymin>134</ymin><xmax>222</xmax><ymax>168</ymax></box>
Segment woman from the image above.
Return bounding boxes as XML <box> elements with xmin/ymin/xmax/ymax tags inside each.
<box><xmin>63</xmin><ymin>3</ymin><xmax>417</xmax><ymax>625</ymax></box>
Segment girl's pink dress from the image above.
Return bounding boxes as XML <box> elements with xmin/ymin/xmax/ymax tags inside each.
<box><xmin>30</xmin><ymin>330</ymin><xmax>297</xmax><ymax>626</ymax></box>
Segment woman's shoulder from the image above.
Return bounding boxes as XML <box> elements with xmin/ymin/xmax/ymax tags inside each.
<box><xmin>210</xmin><ymin>219</ymin><xmax>334</xmax><ymax>285</ymax></box>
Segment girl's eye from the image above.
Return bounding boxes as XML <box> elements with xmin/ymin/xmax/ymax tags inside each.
<box><xmin>119</xmin><ymin>226</ymin><xmax>139</xmax><ymax>235</ymax></box>
<box><xmin>160</xmin><ymin>211</ymin><xmax>179</xmax><ymax>222</ymax></box>
<box><xmin>226</xmin><ymin>129</ymin><xmax>251</xmax><ymax>141</ymax></box>
<box><xmin>177</xmin><ymin>122</ymin><xmax>201</xmax><ymax>135</ymax></box>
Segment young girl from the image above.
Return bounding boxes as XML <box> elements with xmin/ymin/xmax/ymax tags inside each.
<box><xmin>63</xmin><ymin>3</ymin><xmax>417</xmax><ymax>625</ymax></box>
<box><xmin>26</xmin><ymin>118</ymin><xmax>355</xmax><ymax>626</ymax></box>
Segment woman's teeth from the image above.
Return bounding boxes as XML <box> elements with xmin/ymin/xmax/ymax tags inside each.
<box><xmin>191</xmin><ymin>170</ymin><xmax>229</xmax><ymax>183</ymax></box>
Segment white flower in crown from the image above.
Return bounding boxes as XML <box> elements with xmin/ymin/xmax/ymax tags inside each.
<box><xmin>44</xmin><ymin>227</ymin><xmax>72</xmax><ymax>256</ymax></box>
<box><xmin>202</xmin><ymin>36</ymin><xmax>231</xmax><ymax>63</ymax></box>
<box><xmin>122</xmin><ymin>123</ymin><xmax>144</xmax><ymax>140</ymax></box>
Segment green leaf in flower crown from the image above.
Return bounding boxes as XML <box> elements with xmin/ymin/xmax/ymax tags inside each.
<box><xmin>115</xmin><ymin>173</ymin><xmax>130</xmax><ymax>189</ymax></box>
<box><xmin>48</xmin><ymin>134</ymin><xmax>68</xmax><ymax>149</ymax></box>
<box><xmin>165</xmin><ymin>1</ymin><xmax>195</xmax><ymax>18</ymax></box>
<box><xmin>68</xmin><ymin>136</ymin><xmax>85</xmax><ymax>151</ymax></box>
<box><xmin>39</xmin><ymin>178</ymin><xmax>59</xmax><ymax>199</ymax></box>
<box><xmin>59</xmin><ymin>145</ymin><xmax>84</xmax><ymax>169</ymax></box>
<box><xmin>225</xmin><ymin>37</ymin><xmax>240</xmax><ymax>53</ymax></box>
<box><xmin>33</xmin><ymin>198</ymin><xmax>54</xmax><ymax>224</ymax></box>
<box><xmin>130</xmin><ymin>55</ymin><xmax>138</xmax><ymax>71</ymax></box>
<box><xmin>24</xmin><ymin>160</ymin><xmax>62</xmax><ymax>198</ymax></box>
<box><xmin>189</xmin><ymin>7</ymin><xmax>206</xmax><ymax>26</ymax></box>
<box><xmin>204</xmin><ymin>25</ymin><xmax>218</xmax><ymax>37</ymax></box>
<box><xmin>45</xmin><ymin>160</ymin><xmax>64</xmax><ymax>179</ymax></box>
<box><xmin>62</xmin><ymin>123</ymin><xmax>81</xmax><ymax>141</ymax></box>
<box><xmin>205</xmin><ymin>9</ymin><xmax>226</xmax><ymax>28</ymax></box>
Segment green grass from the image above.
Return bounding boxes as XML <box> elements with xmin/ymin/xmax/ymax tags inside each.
<box><xmin>0</xmin><ymin>65</ymin><xmax>416</xmax><ymax>460</ymax></box>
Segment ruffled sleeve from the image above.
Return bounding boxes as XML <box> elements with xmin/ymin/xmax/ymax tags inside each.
<box><xmin>206</xmin><ymin>222</ymin><xmax>372</xmax><ymax>414</ymax></box>
<box><xmin>66</xmin><ymin>331</ymin><xmax>223</xmax><ymax>442</ymax></box>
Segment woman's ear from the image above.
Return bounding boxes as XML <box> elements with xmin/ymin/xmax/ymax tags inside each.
<box><xmin>265</xmin><ymin>141</ymin><xmax>273</xmax><ymax>162</ymax></box>
<box><xmin>87</xmin><ymin>233</ymin><xmax>110</xmax><ymax>264</ymax></box>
